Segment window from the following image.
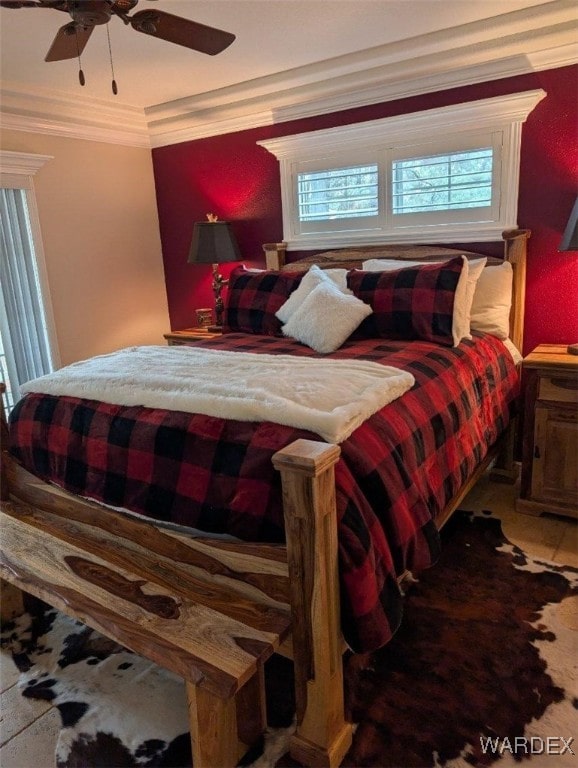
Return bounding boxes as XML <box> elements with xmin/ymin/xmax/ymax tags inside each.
<box><xmin>0</xmin><ymin>151</ymin><xmax>59</xmax><ymax>417</ymax></box>
<box><xmin>298</xmin><ymin>164</ymin><xmax>379</xmax><ymax>223</ymax></box>
<box><xmin>258</xmin><ymin>89</ymin><xmax>545</xmax><ymax>249</ymax></box>
<box><xmin>392</xmin><ymin>148</ymin><xmax>493</xmax><ymax>215</ymax></box>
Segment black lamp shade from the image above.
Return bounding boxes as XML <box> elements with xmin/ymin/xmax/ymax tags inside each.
<box><xmin>188</xmin><ymin>221</ymin><xmax>241</xmax><ymax>264</ymax></box>
<box><xmin>559</xmin><ymin>197</ymin><xmax>578</xmax><ymax>252</ymax></box>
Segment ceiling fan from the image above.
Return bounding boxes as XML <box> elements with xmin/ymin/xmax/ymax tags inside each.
<box><xmin>0</xmin><ymin>0</ymin><xmax>236</xmax><ymax>91</ymax></box>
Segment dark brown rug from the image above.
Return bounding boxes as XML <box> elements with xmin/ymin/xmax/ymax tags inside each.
<box><xmin>2</xmin><ymin>511</ymin><xmax>577</xmax><ymax>768</ymax></box>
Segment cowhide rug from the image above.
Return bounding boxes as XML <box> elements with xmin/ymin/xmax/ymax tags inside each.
<box><xmin>1</xmin><ymin>511</ymin><xmax>577</xmax><ymax>768</ymax></box>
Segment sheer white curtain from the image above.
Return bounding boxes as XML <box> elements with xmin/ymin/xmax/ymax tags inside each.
<box><xmin>0</xmin><ymin>152</ymin><xmax>57</xmax><ymax>414</ymax></box>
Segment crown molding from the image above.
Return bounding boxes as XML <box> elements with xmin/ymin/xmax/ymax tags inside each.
<box><xmin>0</xmin><ymin>1</ymin><xmax>576</xmax><ymax>148</ymax></box>
<box><xmin>146</xmin><ymin>0</ymin><xmax>577</xmax><ymax>146</ymax></box>
<box><xmin>269</xmin><ymin>43</ymin><xmax>577</xmax><ymax>125</ymax></box>
<box><xmin>0</xmin><ymin>82</ymin><xmax>150</xmax><ymax>148</ymax></box>
<box><xmin>0</xmin><ymin>148</ymin><xmax>53</xmax><ymax>175</ymax></box>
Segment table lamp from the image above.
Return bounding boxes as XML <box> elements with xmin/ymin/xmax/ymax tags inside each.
<box><xmin>188</xmin><ymin>214</ymin><xmax>241</xmax><ymax>331</ymax></box>
<box><xmin>559</xmin><ymin>197</ymin><xmax>578</xmax><ymax>355</ymax></box>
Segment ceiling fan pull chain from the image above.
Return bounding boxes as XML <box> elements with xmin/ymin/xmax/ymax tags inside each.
<box><xmin>106</xmin><ymin>24</ymin><xmax>118</xmax><ymax>96</ymax></box>
<box><xmin>75</xmin><ymin>26</ymin><xmax>85</xmax><ymax>87</ymax></box>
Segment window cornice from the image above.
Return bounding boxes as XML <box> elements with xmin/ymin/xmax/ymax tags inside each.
<box><xmin>257</xmin><ymin>90</ymin><xmax>546</xmax><ymax>160</ymax></box>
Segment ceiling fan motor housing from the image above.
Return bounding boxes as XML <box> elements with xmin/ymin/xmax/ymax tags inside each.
<box><xmin>66</xmin><ymin>0</ymin><xmax>141</xmax><ymax>26</ymax></box>
<box><xmin>69</xmin><ymin>1</ymin><xmax>113</xmax><ymax>26</ymax></box>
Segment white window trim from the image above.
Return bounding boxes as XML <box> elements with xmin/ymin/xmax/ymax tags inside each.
<box><xmin>258</xmin><ymin>89</ymin><xmax>546</xmax><ymax>250</ymax></box>
<box><xmin>0</xmin><ymin>150</ymin><xmax>61</xmax><ymax>369</ymax></box>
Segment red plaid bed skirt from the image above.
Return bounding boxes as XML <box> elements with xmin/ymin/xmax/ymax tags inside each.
<box><xmin>8</xmin><ymin>333</ymin><xmax>519</xmax><ymax>652</ymax></box>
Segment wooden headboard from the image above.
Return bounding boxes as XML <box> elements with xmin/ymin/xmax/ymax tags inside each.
<box><xmin>263</xmin><ymin>229</ymin><xmax>530</xmax><ymax>352</ymax></box>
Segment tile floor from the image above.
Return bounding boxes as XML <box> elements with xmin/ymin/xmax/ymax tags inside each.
<box><xmin>1</xmin><ymin>474</ymin><xmax>576</xmax><ymax>767</ymax></box>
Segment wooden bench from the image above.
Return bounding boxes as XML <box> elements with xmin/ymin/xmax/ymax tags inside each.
<box><xmin>0</xmin><ymin>464</ymin><xmax>292</xmax><ymax>768</ymax></box>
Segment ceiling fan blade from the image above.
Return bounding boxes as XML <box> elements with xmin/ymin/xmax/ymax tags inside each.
<box><xmin>0</xmin><ymin>0</ymin><xmax>68</xmax><ymax>6</ymax></box>
<box><xmin>130</xmin><ymin>10</ymin><xmax>235</xmax><ymax>56</ymax></box>
<box><xmin>0</xmin><ymin>1</ymin><xmax>45</xmax><ymax>7</ymax></box>
<box><xmin>45</xmin><ymin>22</ymin><xmax>94</xmax><ymax>62</ymax></box>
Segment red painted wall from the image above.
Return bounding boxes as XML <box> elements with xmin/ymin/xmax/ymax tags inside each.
<box><xmin>152</xmin><ymin>65</ymin><xmax>578</xmax><ymax>354</ymax></box>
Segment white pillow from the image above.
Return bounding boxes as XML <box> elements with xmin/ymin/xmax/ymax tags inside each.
<box><xmin>361</xmin><ymin>256</ymin><xmax>487</xmax><ymax>346</ymax></box>
<box><xmin>460</xmin><ymin>258</ymin><xmax>486</xmax><ymax>339</ymax></box>
<box><xmin>324</xmin><ymin>267</ymin><xmax>350</xmax><ymax>293</ymax></box>
<box><xmin>502</xmin><ymin>338</ymin><xmax>523</xmax><ymax>365</ymax></box>
<box><xmin>470</xmin><ymin>261</ymin><xmax>513</xmax><ymax>340</ymax></box>
<box><xmin>282</xmin><ymin>280</ymin><xmax>372</xmax><ymax>354</ymax></box>
<box><xmin>276</xmin><ymin>265</ymin><xmax>350</xmax><ymax>324</ymax></box>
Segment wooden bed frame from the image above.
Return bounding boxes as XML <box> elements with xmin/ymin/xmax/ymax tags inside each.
<box><xmin>0</xmin><ymin>229</ymin><xmax>529</xmax><ymax>768</ymax></box>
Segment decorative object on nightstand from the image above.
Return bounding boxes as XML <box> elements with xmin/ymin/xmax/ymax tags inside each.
<box><xmin>558</xmin><ymin>196</ymin><xmax>578</xmax><ymax>355</ymax></box>
<box><xmin>516</xmin><ymin>344</ymin><xmax>578</xmax><ymax>519</ymax></box>
<box><xmin>195</xmin><ymin>307</ymin><xmax>213</xmax><ymax>328</ymax></box>
<box><xmin>188</xmin><ymin>214</ymin><xmax>241</xmax><ymax>332</ymax></box>
<box><xmin>164</xmin><ymin>328</ymin><xmax>222</xmax><ymax>346</ymax></box>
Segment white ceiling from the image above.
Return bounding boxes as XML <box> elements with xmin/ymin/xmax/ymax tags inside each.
<box><xmin>0</xmin><ymin>0</ymin><xmax>561</xmax><ymax>109</ymax></box>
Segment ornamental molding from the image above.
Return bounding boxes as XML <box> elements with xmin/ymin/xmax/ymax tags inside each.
<box><xmin>0</xmin><ymin>83</ymin><xmax>150</xmax><ymax>148</ymax></box>
<box><xmin>257</xmin><ymin>90</ymin><xmax>548</xmax><ymax>159</ymax></box>
<box><xmin>0</xmin><ymin>149</ymin><xmax>53</xmax><ymax>175</ymax></box>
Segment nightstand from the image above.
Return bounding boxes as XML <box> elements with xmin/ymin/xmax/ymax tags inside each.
<box><xmin>164</xmin><ymin>328</ymin><xmax>221</xmax><ymax>346</ymax></box>
<box><xmin>516</xmin><ymin>344</ymin><xmax>578</xmax><ymax>518</ymax></box>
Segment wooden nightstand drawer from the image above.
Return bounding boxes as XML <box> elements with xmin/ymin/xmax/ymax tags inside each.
<box><xmin>538</xmin><ymin>376</ymin><xmax>578</xmax><ymax>404</ymax></box>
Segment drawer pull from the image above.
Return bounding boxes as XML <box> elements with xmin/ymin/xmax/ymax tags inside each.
<box><xmin>534</xmin><ymin>445</ymin><xmax>541</xmax><ymax>459</ymax></box>
<box><xmin>550</xmin><ymin>377</ymin><xmax>577</xmax><ymax>391</ymax></box>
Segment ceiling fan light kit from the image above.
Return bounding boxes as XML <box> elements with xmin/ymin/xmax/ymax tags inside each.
<box><xmin>0</xmin><ymin>0</ymin><xmax>236</xmax><ymax>93</ymax></box>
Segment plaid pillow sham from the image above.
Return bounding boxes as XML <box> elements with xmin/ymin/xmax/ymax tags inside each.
<box><xmin>223</xmin><ymin>266</ymin><xmax>304</xmax><ymax>335</ymax></box>
<box><xmin>347</xmin><ymin>256</ymin><xmax>464</xmax><ymax>346</ymax></box>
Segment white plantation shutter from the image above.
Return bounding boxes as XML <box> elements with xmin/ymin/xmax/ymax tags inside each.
<box><xmin>298</xmin><ymin>165</ymin><xmax>379</xmax><ymax>222</ymax></box>
<box><xmin>392</xmin><ymin>148</ymin><xmax>493</xmax><ymax>214</ymax></box>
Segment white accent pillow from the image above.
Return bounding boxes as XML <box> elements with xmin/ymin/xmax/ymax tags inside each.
<box><xmin>469</xmin><ymin>261</ymin><xmax>513</xmax><ymax>340</ymax></box>
<box><xmin>276</xmin><ymin>265</ymin><xmax>349</xmax><ymax>324</ymax></box>
<box><xmin>361</xmin><ymin>256</ymin><xmax>487</xmax><ymax>345</ymax></box>
<box><xmin>282</xmin><ymin>280</ymin><xmax>372</xmax><ymax>354</ymax></box>
<box><xmin>323</xmin><ymin>267</ymin><xmax>350</xmax><ymax>293</ymax></box>
<box><xmin>502</xmin><ymin>338</ymin><xmax>523</xmax><ymax>365</ymax></box>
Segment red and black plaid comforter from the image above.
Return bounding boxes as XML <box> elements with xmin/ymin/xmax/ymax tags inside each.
<box><xmin>8</xmin><ymin>333</ymin><xmax>518</xmax><ymax>652</ymax></box>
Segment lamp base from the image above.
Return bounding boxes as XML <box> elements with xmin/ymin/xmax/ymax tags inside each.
<box><xmin>567</xmin><ymin>343</ymin><xmax>578</xmax><ymax>355</ymax></box>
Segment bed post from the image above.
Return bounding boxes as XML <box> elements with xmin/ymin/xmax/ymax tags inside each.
<box><xmin>272</xmin><ymin>439</ymin><xmax>353</xmax><ymax>768</ymax></box>
<box><xmin>502</xmin><ymin>228</ymin><xmax>530</xmax><ymax>354</ymax></box>
<box><xmin>490</xmin><ymin>228</ymin><xmax>530</xmax><ymax>483</ymax></box>
<box><xmin>263</xmin><ymin>242</ymin><xmax>287</xmax><ymax>270</ymax></box>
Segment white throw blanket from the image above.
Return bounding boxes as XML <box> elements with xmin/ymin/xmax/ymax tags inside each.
<box><xmin>21</xmin><ymin>346</ymin><xmax>415</xmax><ymax>444</ymax></box>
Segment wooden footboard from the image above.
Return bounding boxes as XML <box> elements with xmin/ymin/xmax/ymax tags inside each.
<box><xmin>0</xmin><ymin>429</ymin><xmax>514</xmax><ymax>767</ymax></box>
<box><xmin>0</xmin><ymin>438</ymin><xmax>353</xmax><ymax>768</ymax></box>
